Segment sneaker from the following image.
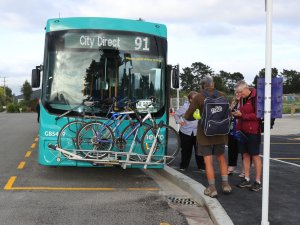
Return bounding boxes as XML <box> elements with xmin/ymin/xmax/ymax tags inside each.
<box><xmin>204</xmin><ymin>185</ymin><xmax>218</xmax><ymax>198</ymax></box>
<box><xmin>239</xmin><ymin>172</ymin><xmax>245</xmax><ymax>178</ymax></box>
<box><xmin>179</xmin><ymin>168</ymin><xmax>187</xmax><ymax>172</ymax></box>
<box><xmin>199</xmin><ymin>168</ymin><xmax>206</xmax><ymax>173</ymax></box>
<box><xmin>222</xmin><ymin>182</ymin><xmax>232</xmax><ymax>194</ymax></box>
<box><xmin>236</xmin><ymin>179</ymin><xmax>252</xmax><ymax>188</ymax></box>
<box><xmin>250</xmin><ymin>181</ymin><xmax>262</xmax><ymax>192</ymax></box>
<box><xmin>227</xmin><ymin>171</ymin><xmax>234</xmax><ymax>176</ymax></box>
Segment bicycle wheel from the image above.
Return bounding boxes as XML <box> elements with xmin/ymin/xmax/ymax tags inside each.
<box><xmin>120</xmin><ymin>122</ymin><xmax>152</xmax><ymax>160</ymax></box>
<box><xmin>76</xmin><ymin>122</ymin><xmax>114</xmax><ymax>159</ymax></box>
<box><xmin>141</xmin><ymin>124</ymin><xmax>180</xmax><ymax>164</ymax></box>
<box><xmin>57</xmin><ymin>121</ymin><xmax>85</xmax><ymax>157</ymax></box>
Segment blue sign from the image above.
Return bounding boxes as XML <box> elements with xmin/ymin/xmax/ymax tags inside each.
<box><xmin>256</xmin><ymin>77</ymin><xmax>283</xmax><ymax>118</ymax></box>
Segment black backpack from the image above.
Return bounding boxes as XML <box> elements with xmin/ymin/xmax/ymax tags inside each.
<box><xmin>201</xmin><ymin>90</ymin><xmax>230</xmax><ymax>136</ymax></box>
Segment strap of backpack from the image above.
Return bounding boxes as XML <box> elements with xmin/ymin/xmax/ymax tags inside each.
<box><xmin>250</xmin><ymin>96</ymin><xmax>256</xmax><ymax>113</ymax></box>
<box><xmin>250</xmin><ymin>94</ymin><xmax>262</xmax><ymax>133</ymax></box>
<box><xmin>213</xmin><ymin>90</ymin><xmax>219</xmax><ymax>98</ymax></box>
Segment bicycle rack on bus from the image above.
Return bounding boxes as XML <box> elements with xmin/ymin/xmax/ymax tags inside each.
<box><xmin>48</xmin><ymin>144</ymin><xmax>172</xmax><ymax>169</ymax></box>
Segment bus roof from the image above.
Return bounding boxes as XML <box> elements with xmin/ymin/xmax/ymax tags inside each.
<box><xmin>46</xmin><ymin>17</ymin><xmax>167</xmax><ymax>38</ymax></box>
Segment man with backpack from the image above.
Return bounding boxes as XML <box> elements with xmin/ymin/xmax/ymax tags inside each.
<box><xmin>232</xmin><ymin>80</ymin><xmax>262</xmax><ymax>192</ymax></box>
<box><xmin>184</xmin><ymin>76</ymin><xmax>232</xmax><ymax>198</ymax></box>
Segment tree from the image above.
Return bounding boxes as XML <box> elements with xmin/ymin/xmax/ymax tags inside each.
<box><xmin>20</xmin><ymin>80</ymin><xmax>32</xmax><ymax>103</ymax></box>
<box><xmin>252</xmin><ymin>68</ymin><xmax>279</xmax><ymax>88</ymax></box>
<box><xmin>0</xmin><ymin>86</ymin><xmax>13</xmax><ymax>106</ymax></box>
<box><xmin>281</xmin><ymin>69</ymin><xmax>300</xmax><ymax>94</ymax></box>
<box><xmin>229</xmin><ymin>72</ymin><xmax>244</xmax><ymax>92</ymax></box>
<box><xmin>179</xmin><ymin>62</ymin><xmax>214</xmax><ymax>93</ymax></box>
<box><xmin>212</xmin><ymin>76</ymin><xmax>228</xmax><ymax>93</ymax></box>
<box><xmin>258</xmin><ymin>68</ymin><xmax>279</xmax><ymax>78</ymax></box>
<box><xmin>217</xmin><ymin>71</ymin><xmax>244</xmax><ymax>94</ymax></box>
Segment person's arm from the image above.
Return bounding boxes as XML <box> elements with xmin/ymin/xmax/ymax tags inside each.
<box><xmin>174</xmin><ymin>104</ymin><xmax>186</xmax><ymax>124</ymax></box>
<box><xmin>232</xmin><ymin>100</ymin><xmax>259</xmax><ymax>121</ymax></box>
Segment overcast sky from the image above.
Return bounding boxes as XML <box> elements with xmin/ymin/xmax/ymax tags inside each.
<box><xmin>0</xmin><ymin>0</ymin><xmax>299</xmax><ymax>95</ymax></box>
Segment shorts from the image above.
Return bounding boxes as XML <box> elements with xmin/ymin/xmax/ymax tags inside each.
<box><xmin>238</xmin><ymin>133</ymin><xmax>261</xmax><ymax>156</ymax></box>
<box><xmin>197</xmin><ymin>144</ymin><xmax>225</xmax><ymax>156</ymax></box>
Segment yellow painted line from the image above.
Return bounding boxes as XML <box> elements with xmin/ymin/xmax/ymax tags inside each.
<box><xmin>291</xmin><ymin>138</ymin><xmax>300</xmax><ymax>140</ymax></box>
<box><xmin>3</xmin><ymin>176</ymin><xmax>159</xmax><ymax>191</ymax></box>
<box><xmin>30</xmin><ymin>143</ymin><xmax>36</xmax><ymax>149</ymax></box>
<box><xmin>5</xmin><ymin>187</ymin><xmax>159</xmax><ymax>191</ymax></box>
<box><xmin>4</xmin><ymin>176</ymin><xmax>17</xmax><ymax>190</ymax></box>
<box><xmin>34</xmin><ymin>137</ymin><xmax>39</xmax><ymax>142</ymax></box>
<box><xmin>273</xmin><ymin>158</ymin><xmax>300</xmax><ymax>160</ymax></box>
<box><xmin>10</xmin><ymin>187</ymin><xmax>115</xmax><ymax>191</ymax></box>
<box><xmin>160</xmin><ymin>223</ymin><xmax>170</xmax><ymax>225</ymax></box>
<box><xmin>25</xmin><ymin>151</ymin><xmax>32</xmax><ymax>158</ymax></box>
<box><xmin>127</xmin><ymin>188</ymin><xmax>160</xmax><ymax>191</ymax></box>
<box><xmin>17</xmin><ymin>161</ymin><xmax>26</xmax><ymax>169</ymax></box>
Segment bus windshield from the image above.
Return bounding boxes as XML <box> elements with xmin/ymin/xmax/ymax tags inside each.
<box><xmin>42</xmin><ymin>30</ymin><xmax>167</xmax><ymax>115</ymax></box>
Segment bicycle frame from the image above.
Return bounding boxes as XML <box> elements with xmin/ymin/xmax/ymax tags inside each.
<box><xmin>95</xmin><ymin>100</ymin><xmax>156</xmax><ymax>145</ymax></box>
<box><xmin>95</xmin><ymin>111</ymin><xmax>134</xmax><ymax>143</ymax></box>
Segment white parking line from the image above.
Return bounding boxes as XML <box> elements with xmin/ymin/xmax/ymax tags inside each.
<box><xmin>260</xmin><ymin>155</ymin><xmax>300</xmax><ymax>167</ymax></box>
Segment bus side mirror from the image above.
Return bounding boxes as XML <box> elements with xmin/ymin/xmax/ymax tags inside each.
<box><xmin>32</xmin><ymin>67</ymin><xmax>41</xmax><ymax>88</ymax></box>
<box><xmin>172</xmin><ymin>65</ymin><xmax>179</xmax><ymax>89</ymax></box>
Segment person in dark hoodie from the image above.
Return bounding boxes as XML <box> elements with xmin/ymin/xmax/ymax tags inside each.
<box><xmin>232</xmin><ymin>80</ymin><xmax>262</xmax><ymax>192</ymax></box>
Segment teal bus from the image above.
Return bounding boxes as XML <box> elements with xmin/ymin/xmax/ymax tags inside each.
<box><xmin>32</xmin><ymin>17</ymin><xmax>179</xmax><ymax>168</ymax></box>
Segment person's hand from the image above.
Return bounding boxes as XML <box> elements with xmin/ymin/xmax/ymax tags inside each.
<box><xmin>180</xmin><ymin>121</ymin><xmax>187</xmax><ymax>126</ymax></box>
<box><xmin>232</xmin><ymin>110</ymin><xmax>242</xmax><ymax>117</ymax></box>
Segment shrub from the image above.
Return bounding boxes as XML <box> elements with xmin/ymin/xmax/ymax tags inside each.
<box><xmin>6</xmin><ymin>103</ymin><xmax>17</xmax><ymax>113</ymax></box>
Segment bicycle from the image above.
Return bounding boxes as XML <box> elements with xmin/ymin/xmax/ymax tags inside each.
<box><xmin>56</xmin><ymin>98</ymin><xmax>114</xmax><ymax>158</ymax></box>
<box><xmin>75</xmin><ymin>98</ymin><xmax>155</xmax><ymax>160</ymax></box>
<box><xmin>76</xmin><ymin>97</ymin><xmax>180</xmax><ymax>166</ymax></box>
<box><xmin>53</xmin><ymin>96</ymin><xmax>180</xmax><ymax>168</ymax></box>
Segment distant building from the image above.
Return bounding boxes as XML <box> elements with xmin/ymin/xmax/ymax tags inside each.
<box><xmin>14</xmin><ymin>89</ymin><xmax>41</xmax><ymax>103</ymax></box>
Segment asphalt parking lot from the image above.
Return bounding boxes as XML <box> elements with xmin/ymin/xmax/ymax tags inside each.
<box><xmin>169</xmin><ymin>114</ymin><xmax>300</xmax><ymax>225</ymax></box>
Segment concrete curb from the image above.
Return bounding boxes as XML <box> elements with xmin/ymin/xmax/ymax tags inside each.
<box><xmin>155</xmin><ymin>166</ymin><xmax>234</xmax><ymax>225</ymax></box>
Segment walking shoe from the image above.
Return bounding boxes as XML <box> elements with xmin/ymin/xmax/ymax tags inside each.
<box><xmin>236</xmin><ymin>178</ymin><xmax>252</xmax><ymax>188</ymax></box>
<box><xmin>199</xmin><ymin>168</ymin><xmax>206</xmax><ymax>173</ymax></box>
<box><xmin>179</xmin><ymin>167</ymin><xmax>187</xmax><ymax>172</ymax></box>
<box><xmin>239</xmin><ymin>172</ymin><xmax>245</xmax><ymax>178</ymax></box>
<box><xmin>250</xmin><ymin>181</ymin><xmax>262</xmax><ymax>192</ymax></box>
<box><xmin>227</xmin><ymin>170</ymin><xmax>234</xmax><ymax>176</ymax></box>
<box><xmin>204</xmin><ymin>185</ymin><xmax>218</xmax><ymax>198</ymax></box>
<box><xmin>222</xmin><ymin>182</ymin><xmax>232</xmax><ymax>194</ymax></box>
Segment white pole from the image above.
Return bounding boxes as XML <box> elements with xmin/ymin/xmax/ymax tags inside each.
<box><xmin>176</xmin><ymin>88</ymin><xmax>180</xmax><ymax>131</ymax></box>
<box><xmin>261</xmin><ymin>0</ymin><xmax>272</xmax><ymax>225</ymax></box>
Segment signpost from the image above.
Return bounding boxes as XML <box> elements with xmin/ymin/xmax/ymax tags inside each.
<box><xmin>261</xmin><ymin>1</ymin><xmax>273</xmax><ymax>224</ymax></box>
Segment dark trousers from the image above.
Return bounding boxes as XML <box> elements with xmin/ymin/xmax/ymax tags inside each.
<box><xmin>228</xmin><ymin>134</ymin><xmax>252</xmax><ymax>167</ymax></box>
<box><xmin>228</xmin><ymin>134</ymin><xmax>239</xmax><ymax>167</ymax></box>
<box><xmin>179</xmin><ymin>131</ymin><xmax>205</xmax><ymax>169</ymax></box>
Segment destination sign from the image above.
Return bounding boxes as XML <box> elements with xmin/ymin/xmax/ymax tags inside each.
<box><xmin>65</xmin><ymin>33</ymin><xmax>151</xmax><ymax>52</ymax></box>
